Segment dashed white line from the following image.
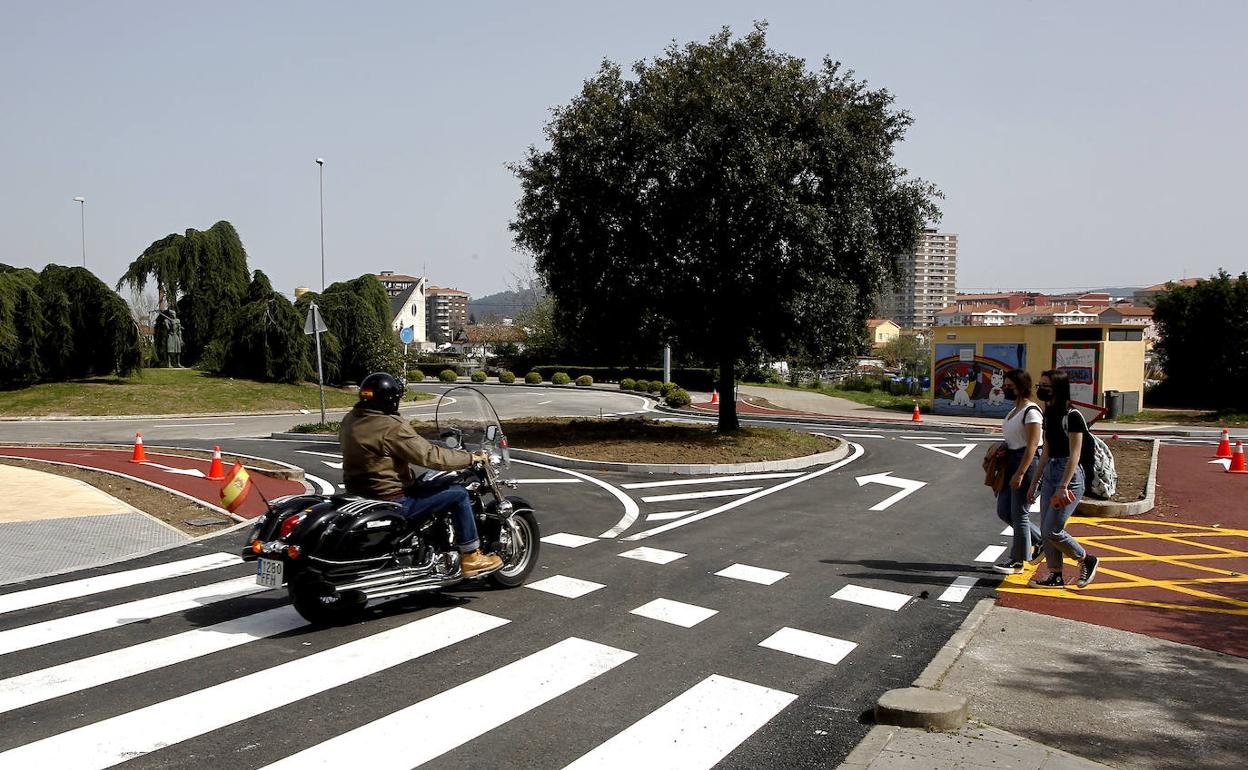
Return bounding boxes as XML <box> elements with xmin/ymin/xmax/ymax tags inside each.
<box><xmin>938</xmin><ymin>576</ymin><xmax>979</xmax><ymax>603</ymax></box>
<box><xmin>639</xmin><ymin>487</ymin><xmax>762</xmax><ymax>504</ymax></box>
<box><xmin>975</xmin><ymin>545</ymin><xmax>1008</xmax><ymax>563</ymax></box>
<box><xmin>295</xmin><ymin>450</ymin><xmax>343</xmax><ymax>459</ymax></box>
<box><xmin>525</xmin><ymin>575</ymin><xmax>605</xmax><ymax>599</ymax></box>
<box><xmin>714</xmin><ymin>563</ymin><xmax>789</xmax><ymax>586</ymax></box>
<box><xmin>541</xmin><ymin>533</ymin><xmax>598</xmax><ymax>548</ymax></box>
<box><xmin>630</xmin><ymin>598</ymin><xmax>718</xmax><ymax>628</ymax></box>
<box><xmin>830</xmin><ymin>584</ymin><xmax>911</xmax><ymax>611</ymax></box>
<box><xmin>513</xmin><ymin>458</ymin><xmax>638</xmax><ymax>539</ymax></box>
<box><xmin>617</xmin><ymin>546</ymin><xmax>685</xmax><ymax>565</ymax></box>
<box><xmin>645</xmin><ymin>509</ymin><xmax>697</xmax><ymax>522</ymax></box>
<box><xmin>758</xmin><ymin>627</ymin><xmax>857</xmax><ymax>665</ymax></box>
<box><xmin>622</xmin><ymin>473</ymin><xmax>800</xmax><ymax>489</ymax></box>
<box><xmin>511</xmin><ymin>478</ymin><xmax>583</xmax><ymax>484</ymax></box>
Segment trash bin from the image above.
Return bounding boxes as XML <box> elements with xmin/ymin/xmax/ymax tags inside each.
<box><xmin>1104</xmin><ymin>390</ymin><xmax>1123</xmax><ymax>420</ymax></box>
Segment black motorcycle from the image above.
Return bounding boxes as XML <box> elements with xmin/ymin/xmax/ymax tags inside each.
<box><xmin>241</xmin><ymin>386</ymin><xmax>540</xmax><ymax>625</ymax></box>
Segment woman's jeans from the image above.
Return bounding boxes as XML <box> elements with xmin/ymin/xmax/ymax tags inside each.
<box><xmin>1039</xmin><ymin>457</ymin><xmax>1086</xmax><ymax>571</ymax></box>
<box><xmin>995</xmin><ymin>448</ymin><xmax>1041</xmax><ymax>563</ymax></box>
<box><xmin>399</xmin><ymin>485</ymin><xmax>480</xmax><ymax>553</ymax></box>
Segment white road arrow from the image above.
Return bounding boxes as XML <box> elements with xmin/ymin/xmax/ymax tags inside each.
<box><xmin>321</xmin><ymin>460</ymin><xmax>343</xmax><ymax>470</ymax></box>
<box><xmin>141</xmin><ymin>462</ymin><xmax>206</xmax><ymax>478</ymax></box>
<box><xmin>1210</xmin><ymin>458</ymin><xmax>1231</xmax><ymax>471</ymax></box>
<box><xmin>917</xmin><ymin>443</ymin><xmax>977</xmax><ymax>460</ymax></box>
<box><xmin>855</xmin><ymin>472</ymin><xmax>927</xmax><ymax>511</ymax></box>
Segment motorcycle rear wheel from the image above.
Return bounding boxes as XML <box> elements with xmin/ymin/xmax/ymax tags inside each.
<box><xmin>289</xmin><ymin>575</ymin><xmax>366</xmax><ymax>626</ymax></box>
<box><xmin>489</xmin><ymin>511</ymin><xmax>540</xmax><ymax>588</ymax></box>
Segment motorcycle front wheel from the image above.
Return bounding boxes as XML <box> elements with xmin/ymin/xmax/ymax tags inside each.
<box><xmin>489</xmin><ymin>511</ymin><xmax>540</xmax><ymax>588</ymax></box>
<box><xmin>288</xmin><ymin>574</ymin><xmax>366</xmax><ymax>626</ymax></box>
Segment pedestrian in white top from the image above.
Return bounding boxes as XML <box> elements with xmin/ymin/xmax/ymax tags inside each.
<box><xmin>991</xmin><ymin>368</ymin><xmax>1045</xmax><ymax>574</ymax></box>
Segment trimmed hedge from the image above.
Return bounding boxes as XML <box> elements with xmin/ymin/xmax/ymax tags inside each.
<box><xmin>575</xmin><ymin>374</ymin><xmax>593</xmax><ymax>387</ymax></box>
<box><xmin>525</xmin><ymin>371</ymin><xmax>543</xmax><ymax>384</ymax></box>
<box><xmin>409</xmin><ymin>368</ymin><xmax>425</xmax><ymax>382</ymax></box>
<box><xmin>645</xmin><ymin>380</ymin><xmax>662</xmax><ymax>394</ymax></box>
<box><xmin>527</xmin><ymin>366</ymin><xmax>715</xmax><ymax>391</ymax></box>
<box><xmin>620</xmin><ymin>378</ymin><xmax>636</xmax><ymax>390</ymax></box>
<box><xmin>438</xmin><ymin>369</ymin><xmax>458</xmax><ymax>383</ymax></box>
<box><xmin>665</xmin><ymin>387</ymin><xmax>691</xmax><ymax>408</ymax></box>
<box><xmin>470</xmin><ymin>371</ymin><xmax>487</xmax><ymax>383</ymax></box>
<box><xmin>633</xmin><ymin>379</ymin><xmax>650</xmax><ymax>392</ymax></box>
<box><xmin>499</xmin><ymin>370</ymin><xmax>516</xmax><ymax>384</ymax></box>
<box><xmin>552</xmin><ymin>372</ymin><xmax>571</xmax><ymax>385</ymax></box>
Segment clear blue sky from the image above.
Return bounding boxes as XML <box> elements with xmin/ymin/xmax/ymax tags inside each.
<box><xmin>2</xmin><ymin>1</ymin><xmax>1244</xmax><ymax>300</ymax></box>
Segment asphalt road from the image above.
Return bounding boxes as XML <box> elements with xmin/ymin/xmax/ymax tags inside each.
<box><xmin>0</xmin><ymin>399</ymin><xmax>1016</xmax><ymax>769</ymax></box>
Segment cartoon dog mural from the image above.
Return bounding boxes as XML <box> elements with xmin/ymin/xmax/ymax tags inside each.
<box><xmin>952</xmin><ymin>376</ymin><xmax>974</xmax><ymax>407</ymax></box>
<box><xmin>987</xmin><ymin>370</ymin><xmax>1006</xmax><ymax>406</ymax></box>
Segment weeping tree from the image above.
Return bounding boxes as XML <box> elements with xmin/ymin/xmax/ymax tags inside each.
<box><xmin>217</xmin><ymin>271</ymin><xmax>311</xmax><ymax>383</ymax></box>
<box><xmin>118</xmin><ymin>221</ymin><xmax>251</xmax><ymax>366</ymax></box>
<box><xmin>511</xmin><ymin>24</ymin><xmax>940</xmax><ymax>431</ymax></box>
<box><xmin>0</xmin><ymin>264</ymin><xmax>140</xmax><ymax>389</ymax></box>
<box><xmin>304</xmin><ymin>275</ymin><xmax>399</xmax><ymax>385</ymax></box>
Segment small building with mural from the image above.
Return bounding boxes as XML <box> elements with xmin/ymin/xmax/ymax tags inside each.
<box><xmin>929</xmin><ymin>324</ymin><xmax>1146</xmax><ymax>419</ymax></box>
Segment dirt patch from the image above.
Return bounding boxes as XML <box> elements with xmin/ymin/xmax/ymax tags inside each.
<box><xmin>1105</xmin><ymin>439</ymin><xmax>1153</xmax><ymax>502</ymax></box>
<box><xmin>0</xmin><ymin>458</ymin><xmax>235</xmax><ymax>537</ymax></box>
<box><xmin>414</xmin><ymin>417</ymin><xmax>839</xmax><ymax>464</ymax></box>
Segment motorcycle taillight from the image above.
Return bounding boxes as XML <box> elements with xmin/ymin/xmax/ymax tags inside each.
<box><xmin>278</xmin><ymin>513</ymin><xmax>306</xmax><ymax>539</ymax></box>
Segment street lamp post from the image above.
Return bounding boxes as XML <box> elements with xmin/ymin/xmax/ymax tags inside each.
<box><xmin>73</xmin><ymin>196</ymin><xmax>86</xmax><ymax>267</ymax></box>
<box><xmin>316</xmin><ymin>158</ymin><xmax>325</xmax><ymax>291</ymax></box>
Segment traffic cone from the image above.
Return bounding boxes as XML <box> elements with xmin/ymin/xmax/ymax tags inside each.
<box><xmin>911</xmin><ymin>403</ymin><xmax>922</xmax><ymax>423</ymax></box>
<box><xmin>1228</xmin><ymin>442</ymin><xmax>1247</xmax><ymax>474</ymax></box>
<box><xmin>1215</xmin><ymin>429</ymin><xmax>1232</xmax><ymax>459</ymax></box>
<box><xmin>710</xmin><ymin>389</ymin><xmax>719</xmax><ymax>405</ymax></box>
<box><xmin>130</xmin><ymin>433</ymin><xmax>146</xmax><ymax>463</ymax></box>
<box><xmin>207</xmin><ymin>446</ymin><xmax>225</xmax><ymax>480</ymax></box>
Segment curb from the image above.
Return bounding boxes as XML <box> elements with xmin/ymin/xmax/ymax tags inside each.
<box><xmin>268</xmin><ymin>432</ymin><xmax>852</xmax><ymax>475</ymax></box>
<box><xmin>866</xmin><ymin>597</ymin><xmax>994</xmax><ymax>732</ymax></box>
<box><xmin>1076</xmin><ymin>438</ymin><xmax>1160</xmax><ymax>517</ymax></box>
<box><xmin>0</xmin><ymin>408</ymin><xmax>342</xmax><ymax>423</ymax></box>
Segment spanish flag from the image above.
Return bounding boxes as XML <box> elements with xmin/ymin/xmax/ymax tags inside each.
<box><xmin>220</xmin><ymin>462</ymin><xmax>253</xmax><ymax>513</ymax></box>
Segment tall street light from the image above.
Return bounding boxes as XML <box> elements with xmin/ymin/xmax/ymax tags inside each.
<box><xmin>316</xmin><ymin>157</ymin><xmax>325</xmax><ymax>291</ymax></box>
<box><xmin>73</xmin><ymin>196</ymin><xmax>86</xmax><ymax>267</ymax></box>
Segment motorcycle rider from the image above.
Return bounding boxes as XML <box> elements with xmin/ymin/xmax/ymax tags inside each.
<box><xmin>339</xmin><ymin>372</ymin><xmax>503</xmax><ymax>576</ymax></box>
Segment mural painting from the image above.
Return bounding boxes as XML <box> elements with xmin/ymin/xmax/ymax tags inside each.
<box><xmin>933</xmin><ymin>342</ymin><xmax>1027</xmax><ymax>417</ymax></box>
<box><xmin>1052</xmin><ymin>343</ymin><xmax>1100</xmax><ymax>407</ymax></box>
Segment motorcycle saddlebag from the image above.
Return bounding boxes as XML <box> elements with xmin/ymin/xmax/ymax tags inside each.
<box><xmin>311</xmin><ymin>500</ymin><xmax>407</xmax><ymax>562</ymax></box>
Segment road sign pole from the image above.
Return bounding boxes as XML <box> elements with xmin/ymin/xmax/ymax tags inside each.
<box><xmin>663</xmin><ymin>344</ymin><xmax>671</xmax><ymax>384</ymax></box>
<box><xmin>305</xmin><ymin>300</ymin><xmax>329</xmax><ymax>425</ymax></box>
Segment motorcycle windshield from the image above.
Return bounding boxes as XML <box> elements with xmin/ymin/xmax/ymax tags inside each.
<box><xmin>435</xmin><ymin>386</ymin><xmax>509</xmax><ymax>467</ymax></box>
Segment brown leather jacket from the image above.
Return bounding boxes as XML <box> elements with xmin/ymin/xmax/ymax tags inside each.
<box><xmin>338</xmin><ymin>405</ymin><xmax>470</xmax><ymax>500</ymax></box>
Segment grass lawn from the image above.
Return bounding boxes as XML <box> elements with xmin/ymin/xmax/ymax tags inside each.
<box><xmin>0</xmin><ymin>368</ymin><xmax>417</xmax><ymax>417</ymax></box>
<box><xmin>293</xmin><ymin>417</ymin><xmax>840</xmax><ymax>464</ymax></box>
<box><xmin>744</xmin><ymin>381</ymin><xmax>932</xmax><ymax>413</ymax></box>
<box><xmin>1109</xmin><ymin>409</ymin><xmax>1248</xmax><ymax>428</ymax></box>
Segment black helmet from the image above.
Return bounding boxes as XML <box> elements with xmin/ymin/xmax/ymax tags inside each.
<box><xmin>358</xmin><ymin>372</ymin><xmax>405</xmax><ymax>414</ymax></box>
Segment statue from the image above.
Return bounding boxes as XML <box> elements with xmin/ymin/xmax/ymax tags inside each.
<box><xmin>162</xmin><ymin>310</ymin><xmax>183</xmax><ymax>368</ymax></box>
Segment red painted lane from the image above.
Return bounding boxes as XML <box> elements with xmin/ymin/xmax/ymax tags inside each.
<box><xmin>0</xmin><ymin>446</ymin><xmax>304</xmax><ymax>520</ymax></box>
<box><xmin>996</xmin><ymin>444</ymin><xmax>1248</xmax><ymax>658</ymax></box>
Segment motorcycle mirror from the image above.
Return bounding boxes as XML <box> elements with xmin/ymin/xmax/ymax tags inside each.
<box><xmin>485</xmin><ymin>425</ymin><xmax>498</xmax><ymax>442</ymax></box>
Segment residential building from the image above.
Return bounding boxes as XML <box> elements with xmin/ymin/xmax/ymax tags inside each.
<box><xmin>453</xmin><ymin>323</ymin><xmax>526</xmax><ymax>361</ymax></box>
<box><xmin>426</xmin><ymin>286</ymin><xmax>470</xmax><ymax>344</ymax></box>
<box><xmin>374</xmin><ymin>271</ymin><xmax>424</xmax><ymax>298</ymax></box>
<box><xmin>1046</xmin><ymin>291</ymin><xmax>1113</xmax><ymax>309</ymax></box>
<box><xmin>1133</xmin><ymin>278</ymin><xmax>1201</xmax><ymax>307</ymax></box>
<box><xmin>1014</xmin><ymin>304</ymin><xmax>1107</xmax><ymax>325</ymax></box>
<box><xmin>934</xmin><ymin>303</ymin><xmax>1018</xmax><ymax>326</ymax></box>
<box><xmin>1099</xmin><ymin>305</ymin><xmax>1158</xmax><ymax>345</ymax></box>
<box><xmin>879</xmin><ymin>228</ymin><xmax>958</xmax><ymax>331</ymax></box>
<box><xmin>866</xmin><ymin>319</ymin><xmax>901</xmax><ymax>347</ymax></box>
<box><xmin>371</xmin><ymin>272</ymin><xmax>431</xmax><ymax>350</ymax></box>
<box><xmin>951</xmin><ymin>292</ymin><xmax>1047</xmax><ymax>312</ymax></box>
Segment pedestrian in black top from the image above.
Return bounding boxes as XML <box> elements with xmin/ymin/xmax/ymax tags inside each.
<box><xmin>1025</xmin><ymin>370</ymin><xmax>1100</xmax><ymax>589</ymax></box>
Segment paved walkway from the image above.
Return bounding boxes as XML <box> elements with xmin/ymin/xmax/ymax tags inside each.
<box><xmin>0</xmin><ymin>464</ymin><xmax>187</xmax><ymax>584</ymax></box>
<box><xmin>842</xmin><ymin>721</ymin><xmax>1111</xmax><ymax>770</ymax></box>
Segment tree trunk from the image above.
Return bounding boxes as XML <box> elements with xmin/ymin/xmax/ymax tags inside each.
<box><xmin>717</xmin><ymin>353</ymin><xmax>739</xmax><ymax>433</ymax></box>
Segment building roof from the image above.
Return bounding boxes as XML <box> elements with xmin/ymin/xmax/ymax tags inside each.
<box><xmin>374</xmin><ymin>273</ymin><xmax>423</xmax><ymax>283</ymax></box>
<box><xmin>937</xmin><ymin>303</ymin><xmax>1017</xmax><ymax>315</ymax></box>
<box><xmin>866</xmin><ymin>318</ymin><xmax>899</xmax><ymax>328</ymax></box>
<box><xmin>1021</xmin><ymin>304</ymin><xmax>1108</xmax><ymax>316</ymax></box>
<box><xmin>426</xmin><ymin>286</ymin><xmax>469</xmax><ymax>297</ymax></box>
<box><xmin>1101</xmin><ymin>305</ymin><xmax>1153</xmax><ymax>317</ymax></box>
<box><xmin>458</xmin><ymin>323</ymin><xmax>524</xmax><ymax>343</ymax></box>
<box><xmin>1139</xmin><ymin>278</ymin><xmax>1201</xmax><ymax>292</ymax></box>
<box><xmin>388</xmin><ymin>283</ymin><xmax>420</xmax><ymax>321</ymax></box>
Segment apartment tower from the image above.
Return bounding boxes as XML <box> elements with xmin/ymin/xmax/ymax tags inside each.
<box><xmin>880</xmin><ymin>228</ymin><xmax>958</xmax><ymax>331</ymax></box>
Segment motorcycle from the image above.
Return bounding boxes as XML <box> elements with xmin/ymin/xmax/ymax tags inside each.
<box><xmin>241</xmin><ymin>386</ymin><xmax>540</xmax><ymax>625</ymax></box>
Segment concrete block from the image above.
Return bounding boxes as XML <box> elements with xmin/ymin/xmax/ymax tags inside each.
<box><xmin>875</xmin><ymin>687</ymin><xmax>968</xmax><ymax>731</ymax></box>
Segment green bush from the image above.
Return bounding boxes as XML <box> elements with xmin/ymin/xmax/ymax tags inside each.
<box><xmin>808</xmin><ymin>378</ymin><xmax>823</xmax><ymax>390</ymax></box>
<box><xmin>288</xmin><ymin>421</ymin><xmax>342</xmax><ymax>434</ymax></box>
<box><xmin>408</xmin><ymin>368</ymin><xmax>425</xmax><ymax>382</ymax></box>
<box><xmin>646</xmin><ymin>380</ymin><xmax>662</xmax><ymax>394</ymax></box>
<box><xmin>552</xmin><ymin>371</ymin><xmax>571</xmax><ymax>385</ymax></box>
<box><xmin>525</xmin><ymin>366</ymin><xmax>716</xmax><ymax>391</ymax></box>
<box><xmin>575</xmin><ymin>374</ymin><xmax>593</xmax><ymax>387</ymax></box>
<box><xmin>620</xmin><ymin>378</ymin><xmax>637</xmax><ymax>390</ymax></box>
<box><xmin>438</xmin><ymin>369</ymin><xmax>458</xmax><ymax>383</ymax></box>
<box><xmin>525</xmin><ymin>371</ymin><xmax>543</xmax><ymax>384</ymax></box>
<box><xmin>470</xmin><ymin>370</ymin><xmax>487</xmax><ymax>383</ymax></box>
<box><xmin>499</xmin><ymin>370</ymin><xmax>516</xmax><ymax>384</ymax></box>
<box><xmin>664</xmin><ymin>387</ymin><xmax>691</xmax><ymax>408</ymax></box>
<box><xmin>659</xmin><ymin>381</ymin><xmax>677</xmax><ymax>397</ymax></box>
<box><xmin>840</xmin><ymin>375</ymin><xmax>884</xmax><ymax>393</ymax></box>
<box><xmin>633</xmin><ymin>379</ymin><xmax>650</xmax><ymax>392</ymax></box>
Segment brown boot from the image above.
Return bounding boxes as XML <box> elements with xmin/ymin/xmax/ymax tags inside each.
<box><xmin>460</xmin><ymin>549</ymin><xmax>503</xmax><ymax>577</ymax></box>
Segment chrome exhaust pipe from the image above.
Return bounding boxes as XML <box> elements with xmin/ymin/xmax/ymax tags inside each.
<box><xmin>362</xmin><ymin>576</ymin><xmax>461</xmax><ymax>600</ymax></box>
<box><xmin>337</xmin><ymin>567</ymin><xmax>425</xmax><ymax>592</ymax></box>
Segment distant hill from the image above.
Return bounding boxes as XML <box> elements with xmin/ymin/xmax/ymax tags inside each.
<box><xmin>468</xmin><ymin>287</ymin><xmax>543</xmax><ymax>323</ymax></box>
<box><xmin>1093</xmin><ymin>286</ymin><xmax>1143</xmax><ymax>297</ymax></box>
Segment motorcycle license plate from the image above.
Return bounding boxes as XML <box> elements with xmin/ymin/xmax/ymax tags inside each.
<box><xmin>256</xmin><ymin>558</ymin><xmax>284</xmax><ymax>588</ymax></box>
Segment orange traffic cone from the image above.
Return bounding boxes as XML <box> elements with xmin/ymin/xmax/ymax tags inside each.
<box><xmin>1228</xmin><ymin>442</ymin><xmax>1247</xmax><ymax>474</ymax></box>
<box><xmin>710</xmin><ymin>389</ymin><xmax>719</xmax><ymax>405</ymax></box>
<box><xmin>1215</xmin><ymin>429</ymin><xmax>1232</xmax><ymax>459</ymax></box>
<box><xmin>911</xmin><ymin>403</ymin><xmax>922</xmax><ymax>423</ymax></box>
<box><xmin>207</xmin><ymin>446</ymin><xmax>226</xmax><ymax>480</ymax></box>
<box><xmin>130</xmin><ymin>433</ymin><xmax>146</xmax><ymax>463</ymax></box>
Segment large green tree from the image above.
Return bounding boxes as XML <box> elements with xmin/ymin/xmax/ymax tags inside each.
<box><xmin>118</xmin><ymin>221</ymin><xmax>250</xmax><ymax>365</ymax></box>
<box><xmin>511</xmin><ymin>24</ymin><xmax>940</xmax><ymax>430</ymax></box>
<box><xmin>217</xmin><ymin>271</ymin><xmax>310</xmax><ymax>383</ymax></box>
<box><xmin>297</xmin><ymin>275</ymin><xmax>397</xmax><ymax>385</ymax></box>
<box><xmin>1152</xmin><ymin>270</ymin><xmax>1248</xmax><ymax>410</ymax></box>
<box><xmin>0</xmin><ymin>266</ymin><xmax>45</xmax><ymax>388</ymax></box>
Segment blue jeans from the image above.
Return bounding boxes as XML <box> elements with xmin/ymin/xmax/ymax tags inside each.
<box><xmin>398</xmin><ymin>485</ymin><xmax>480</xmax><ymax>553</ymax></box>
<box><xmin>1039</xmin><ymin>457</ymin><xmax>1086</xmax><ymax>571</ymax></box>
<box><xmin>995</xmin><ymin>448</ymin><xmax>1041</xmax><ymax>563</ymax></box>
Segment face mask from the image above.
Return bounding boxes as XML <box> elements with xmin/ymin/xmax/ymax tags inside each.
<box><xmin>1002</xmin><ymin>386</ymin><xmax>1017</xmax><ymax>401</ymax></box>
<box><xmin>1036</xmin><ymin>386</ymin><xmax>1052</xmax><ymax>402</ymax></box>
